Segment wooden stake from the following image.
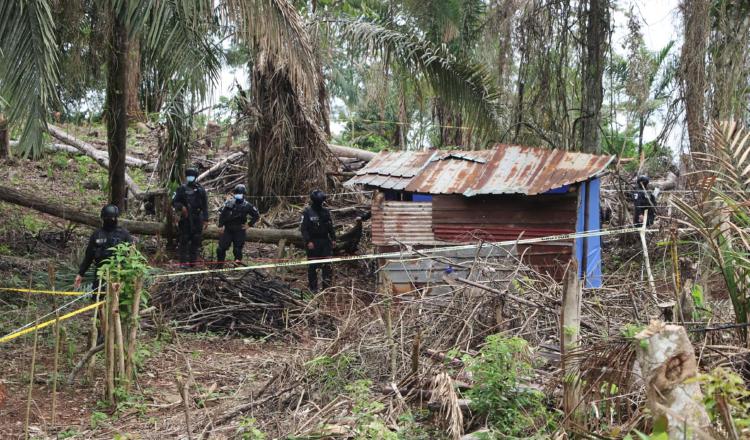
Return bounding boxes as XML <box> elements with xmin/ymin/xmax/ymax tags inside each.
<box><xmin>670</xmin><ymin>230</ymin><xmax>685</xmax><ymax>323</ymax></box>
<box><xmin>24</xmin><ymin>310</ymin><xmax>39</xmax><ymax>440</ymax></box>
<box><xmin>87</xmin><ymin>278</ymin><xmax>104</xmax><ymax>381</ymax></box>
<box><xmin>125</xmin><ymin>277</ymin><xmax>143</xmax><ymax>389</ymax></box>
<box><xmin>176</xmin><ymin>374</ymin><xmax>193</xmax><ymax>440</ymax></box>
<box><xmin>111</xmin><ymin>284</ymin><xmax>126</xmax><ymax>383</ymax></box>
<box><xmin>639</xmin><ymin>210</ymin><xmax>658</xmax><ymax>302</ymax></box>
<box><xmin>272</xmin><ymin>238</ymin><xmax>286</xmax><ymax>276</ymax></box>
<box><xmin>561</xmin><ymin>262</ymin><xmax>582</xmax><ymax>425</ymax></box>
<box><xmin>105</xmin><ymin>281</ymin><xmax>115</xmax><ymax>404</ymax></box>
<box><xmin>48</xmin><ymin>264</ymin><xmax>60</xmax><ymax>426</ymax></box>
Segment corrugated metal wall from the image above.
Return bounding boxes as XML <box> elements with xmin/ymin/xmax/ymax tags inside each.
<box><xmin>371</xmin><ymin>200</ymin><xmax>439</xmax><ymax>246</ymax></box>
<box><xmin>431</xmin><ymin>193</ymin><xmax>578</xmax><ymax>278</ymax></box>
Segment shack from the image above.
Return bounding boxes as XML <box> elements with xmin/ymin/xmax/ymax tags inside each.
<box><xmin>346</xmin><ymin>144</ymin><xmax>614</xmax><ymax>290</ymax></box>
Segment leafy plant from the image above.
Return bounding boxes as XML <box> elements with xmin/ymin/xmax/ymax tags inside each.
<box><xmin>464</xmin><ymin>335</ymin><xmax>557</xmax><ymax>437</ymax></box>
<box><xmin>90</xmin><ymin>411</ymin><xmax>109</xmax><ymax>429</ymax></box>
<box><xmin>305</xmin><ymin>353</ymin><xmax>362</xmax><ymax>397</ymax></box>
<box><xmin>696</xmin><ymin>368</ymin><xmax>750</xmax><ymax>436</ymax></box>
<box><xmin>237</xmin><ymin>417</ymin><xmax>266</xmax><ymax>440</ymax></box>
<box><xmin>345</xmin><ymin>379</ymin><xmax>398</xmax><ymax>440</ymax></box>
<box><xmin>97</xmin><ymin>242</ymin><xmax>150</xmax><ymax>321</ymax></box>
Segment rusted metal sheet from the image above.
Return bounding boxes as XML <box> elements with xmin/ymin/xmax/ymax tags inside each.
<box><xmin>432</xmin><ymin>194</ymin><xmax>577</xmax><ymax>279</ymax></box>
<box><xmin>346</xmin><ymin>151</ymin><xmax>436</xmax><ymax>190</ymax></box>
<box><xmin>407</xmin><ymin>145</ymin><xmax>613</xmax><ymax>195</ymax></box>
<box><xmin>346</xmin><ymin>145</ymin><xmax>612</xmax><ymax>195</ymax></box>
<box><xmin>371</xmin><ymin>200</ymin><xmax>442</xmax><ymax>246</ymax></box>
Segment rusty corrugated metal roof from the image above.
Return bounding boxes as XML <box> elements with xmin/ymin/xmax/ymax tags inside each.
<box><xmin>345</xmin><ymin>145</ymin><xmax>613</xmax><ymax>196</ymax></box>
<box><xmin>346</xmin><ymin>151</ymin><xmax>435</xmax><ymax>190</ymax></box>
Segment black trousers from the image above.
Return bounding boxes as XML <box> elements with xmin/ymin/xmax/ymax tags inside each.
<box><xmin>217</xmin><ymin>225</ymin><xmax>246</xmax><ymax>262</ymax></box>
<box><xmin>178</xmin><ymin>218</ymin><xmax>202</xmax><ymax>264</ymax></box>
<box><xmin>306</xmin><ymin>239</ymin><xmax>333</xmax><ymax>291</ymax></box>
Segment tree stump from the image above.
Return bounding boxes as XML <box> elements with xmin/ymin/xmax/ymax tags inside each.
<box><xmin>635</xmin><ymin>320</ymin><xmax>712</xmax><ymax>439</ymax></box>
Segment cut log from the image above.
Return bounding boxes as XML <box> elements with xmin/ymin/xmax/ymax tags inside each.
<box><xmin>44</xmin><ymin>127</ymin><xmax>153</xmax><ymax>169</ymax></box>
<box><xmin>0</xmin><ymin>183</ymin><xmax>303</xmax><ymax>245</ymax></box>
<box><xmin>328</xmin><ymin>144</ymin><xmax>376</xmax><ymax>162</ymax></box>
<box><xmin>635</xmin><ymin>320</ymin><xmax>712</xmax><ymax>439</ymax></box>
<box><xmin>0</xmin><ymin>184</ymin><xmax>365</xmax><ymax>249</ymax></box>
<box><xmin>196</xmin><ymin>151</ymin><xmax>245</xmax><ymax>183</ymax></box>
<box><xmin>47</xmin><ymin>125</ymin><xmax>144</xmax><ymax>198</ymax></box>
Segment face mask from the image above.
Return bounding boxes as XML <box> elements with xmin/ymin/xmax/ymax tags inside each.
<box><xmin>103</xmin><ymin>218</ymin><xmax>117</xmax><ymax>230</ymax></box>
<box><xmin>186</xmin><ymin>175</ymin><xmax>196</xmax><ymax>183</ymax></box>
<box><xmin>234</xmin><ymin>194</ymin><xmax>244</xmax><ymax>201</ymax></box>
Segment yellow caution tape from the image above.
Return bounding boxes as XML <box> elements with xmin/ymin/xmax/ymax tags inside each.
<box><xmin>0</xmin><ymin>287</ymin><xmax>86</xmax><ymax>296</ymax></box>
<box><xmin>158</xmin><ymin>226</ymin><xmax>651</xmax><ymax>278</ymax></box>
<box><xmin>0</xmin><ymin>301</ymin><xmax>105</xmax><ymax>344</ymax></box>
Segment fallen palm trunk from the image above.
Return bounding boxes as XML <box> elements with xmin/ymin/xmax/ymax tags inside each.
<box><xmin>328</xmin><ymin>144</ymin><xmax>376</xmax><ymax>161</ymax></box>
<box><xmin>0</xmin><ymin>183</ymin><xmax>304</xmax><ymax>245</ymax></box>
<box><xmin>47</xmin><ymin>125</ymin><xmax>144</xmax><ymax>197</ymax></box>
<box><xmin>10</xmin><ymin>139</ymin><xmax>154</xmax><ymax>170</ymax></box>
<box><xmin>0</xmin><ymin>183</ymin><xmax>367</xmax><ymax>248</ymax></box>
<box><xmin>47</xmin><ymin>125</ymin><xmax>152</xmax><ymax>168</ymax></box>
<box><xmin>635</xmin><ymin>320</ymin><xmax>712</xmax><ymax>439</ymax></box>
<box><xmin>196</xmin><ymin>151</ymin><xmax>245</xmax><ymax>183</ymax></box>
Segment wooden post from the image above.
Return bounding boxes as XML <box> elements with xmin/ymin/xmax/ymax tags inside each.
<box><xmin>112</xmin><ymin>284</ymin><xmax>126</xmax><ymax>381</ymax></box>
<box><xmin>561</xmin><ymin>262</ymin><xmax>582</xmax><ymax>424</ymax></box>
<box><xmin>125</xmin><ymin>277</ymin><xmax>143</xmax><ymax>390</ymax></box>
<box><xmin>48</xmin><ymin>265</ymin><xmax>60</xmax><ymax>426</ymax></box>
<box><xmin>271</xmin><ymin>238</ymin><xmax>286</xmax><ymax>276</ymax></box>
<box><xmin>105</xmin><ymin>281</ymin><xmax>115</xmax><ymax>404</ymax></box>
<box><xmin>24</xmin><ymin>311</ymin><xmax>39</xmax><ymax>440</ymax></box>
<box><xmin>87</xmin><ymin>279</ymin><xmax>104</xmax><ymax>381</ymax></box>
<box><xmin>639</xmin><ymin>210</ymin><xmax>658</xmax><ymax>302</ymax></box>
<box><xmin>635</xmin><ymin>321</ymin><xmax>712</xmax><ymax>439</ymax></box>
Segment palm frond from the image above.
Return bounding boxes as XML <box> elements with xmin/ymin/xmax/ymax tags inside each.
<box><xmin>339</xmin><ymin>17</ymin><xmax>501</xmax><ymax>141</ymax></box>
<box><xmin>672</xmin><ymin>121</ymin><xmax>750</xmax><ymax>331</ymax></box>
<box><xmin>220</xmin><ymin>0</ymin><xmax>318</xmax><ymax>102</ymax></box>
<box><xmin>139</xmin><ymin>0</ymin><xmax>222</xmax><ymax>102</ymax></box>
<box><xmin>0</xmin><ymin>0</ymin><xmax>60</xmax><ymax>157</ymax></box>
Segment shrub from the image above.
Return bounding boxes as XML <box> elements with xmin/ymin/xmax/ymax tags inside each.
<box><xmin>464</xmin><ymin>335</ymin><xmax>557</xmax><ymax>437</ymax></box>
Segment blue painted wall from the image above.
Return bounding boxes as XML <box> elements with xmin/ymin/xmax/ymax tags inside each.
<box><xmin>575</xmin><ymin>177</ymin><xmax>602</xmax><ymax>288</ymax></box>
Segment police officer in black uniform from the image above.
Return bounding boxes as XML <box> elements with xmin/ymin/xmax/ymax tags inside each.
<box><xmin>632</xmin><ymin>175</ymin><xmax>657</xmax><ymax>226</ymax></box>
<box><xmin>172</xmin><ymin>167</ymin><xmax>209</xmax><ymax>266</ymax></box>
<box><xmin>217</xmin><ymin>184</ymin><xmax>260</xmax><ymax>265</ymax></box>
<box><xmin>300</xmin><ymin>190</ymin><xmax>336</xmax><ymax>292</ymax></box>
<box><xmin>74</xmin><ymin>204</ymin><xmax>133</xmax><ymax>289</ymax></box>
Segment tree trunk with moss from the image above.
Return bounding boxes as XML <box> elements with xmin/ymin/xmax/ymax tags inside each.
<box><xmin>126</xmin><ymin>42</ymin><xmax>144</xmax><ymax>122</ymax></box>
<box><xmin>245</xmin><ymin>57</ymin><xmax>329</xmax><ymax>211</ymax></box>
<box><xmin>680</xmin><ymin>0</ymin><xmax>710</xmax><ymax>154</ymax></box>
<box><xmin>579</xmin><ymin>0</ymin><xmax>610</xmax><ymax>154</ymax></box>
<box><xmin>0</xmin><ymin>113</ymin><xmax>8</xmax><ymax>158</ymax></box>
<box><xmin>105</xmin><ymin>4</ymin><xmax>130</xmax><ymax>210</ymax></box>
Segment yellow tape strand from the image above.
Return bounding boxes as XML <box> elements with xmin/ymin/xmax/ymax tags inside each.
<box><xmin>158</xmin><ymin>226</ymin><xmax>651</xmax><ymax>278</ymax></box>
<box><xmin>0</xmin><ymin>301</ymin><xmax>105</xmax><ymax>344</ymax></box>
<box><xmin>0</xmin><ymin>287</ymin><xmax>86</xmax><ymax>296</ymax></box>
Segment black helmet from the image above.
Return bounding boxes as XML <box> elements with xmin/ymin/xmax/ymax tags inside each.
<box><xmin>233</xmin><ymin>184</ymin><xmax>247</xmax><ymax>195</ymax></box>
<box><xmin>637</xmin><ymin>175</ymin><xmax>650</xmax><ymax>187</ymax></box>
<box><xmin>101</xmin><ymin>204</ymin><xmax>119</xmax><ymax>220</ymax></box>
<box><xmin>310</xmin><ymin>190</ymin><xmax>327</xmax><ymax>204</ymax></box>
<box><xmin>185</xmin><ymin>167</ymin><xmax>199</xmax><ymax>178</ymax></box>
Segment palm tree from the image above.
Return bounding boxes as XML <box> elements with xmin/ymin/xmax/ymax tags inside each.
<box><xmin>1</xmin><ymin>0</ymin><xmax>219</xmax><ymax>208</ymax></box>
<box><xmin>0</xmin><ymin>0</ymin><xmax>60</xmax><ymax>158</ymax></box>
<box><xmin>339</xmin><ymin>17</ymin><xmax>501</xmax><ymax>144</ymax></box>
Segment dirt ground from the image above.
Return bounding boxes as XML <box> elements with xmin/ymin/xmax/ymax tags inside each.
<box><xmin>0</xmin><ymin>329</ymin><xmax>302</xmax><ymax>438</ymax></box>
